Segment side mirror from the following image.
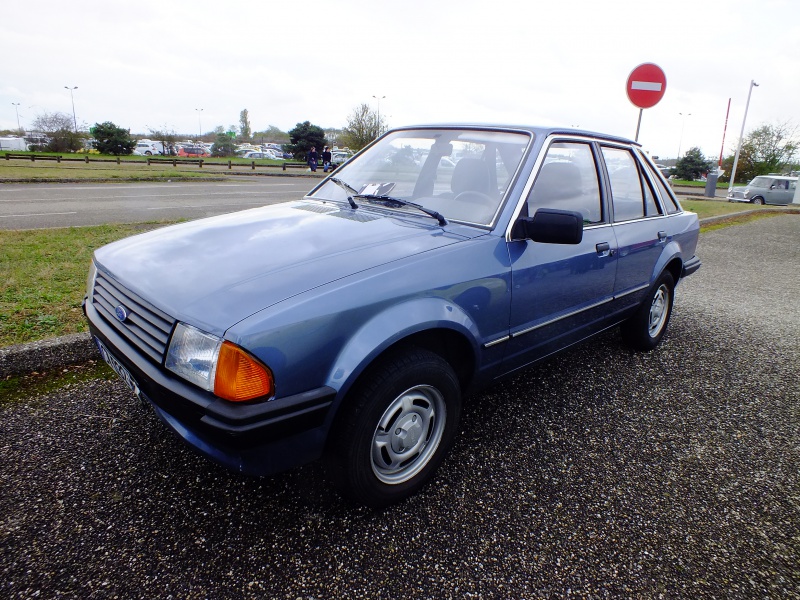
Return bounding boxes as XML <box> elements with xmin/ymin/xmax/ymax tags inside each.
<box><xmin>515</xmin><ymin>208</ymin><xmax>583</xmax><ymax>244</ymax></box>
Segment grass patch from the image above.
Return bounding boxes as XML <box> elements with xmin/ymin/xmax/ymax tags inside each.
<box><xmin>700</xmin><ymin>211</ymin><xmax>785</xmax><ymax>233</ymax></box>
<box><xmin>0</xmin><ymin>152</ymin><xmax>297</xmax><ymax>182</ymax></box>
<box><xmin>0</xmin><ymin>360</ymin><xmax>115</xmax><ymax>407</ymax></box>
<box><xmin>0</xmin><ymin>221</ymin><xmax>178</xmax><ymax>347</ymax></box>
<box><xmin>679</xmin><ymin>199</ymin><xmax>763</xmax><ymax>219</ymax></box>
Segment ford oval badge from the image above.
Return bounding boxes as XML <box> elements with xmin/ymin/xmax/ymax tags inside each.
<box><xmin>115</xmin><ymin>305</ymin><xmax>129</xmax><ymax>322</ymax></box>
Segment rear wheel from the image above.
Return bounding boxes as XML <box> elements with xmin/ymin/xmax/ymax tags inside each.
<box><xmin>620</xmin><ymin>271</ymin><xmax>675</xmax><ymax>351</ymax></box>
<box><xmin>325</xmin><ymin>348</ymin><xmax>461</xmax><ymax>507</ymax></box>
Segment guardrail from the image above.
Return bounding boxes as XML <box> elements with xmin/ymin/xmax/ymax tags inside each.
<box><xmin>1</xmin><ymin>152</ymin><xmax>327</xmax><ymax>173</ymax></box>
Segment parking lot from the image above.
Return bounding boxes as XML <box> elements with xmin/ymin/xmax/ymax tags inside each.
<box><xmin>1</xmin><ymin>215</ymin><xmax>798</xmax><ymax>598</ymax></box>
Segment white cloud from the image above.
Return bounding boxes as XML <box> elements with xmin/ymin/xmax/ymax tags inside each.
<box><xmin>1</xmin><ymin>0</ymin><xmax>798</xmax><ymax>159</ymax></box>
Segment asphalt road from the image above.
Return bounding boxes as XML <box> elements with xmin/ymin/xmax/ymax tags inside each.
<box><xmin>0</xmin><ymin>178</ymin><xmax>319</xmax><ymax>229</ymax></box>
<box><xmin>1</xmin><ymin>216</ymin><xmax>798</xmax><ymax>598</ymax></box>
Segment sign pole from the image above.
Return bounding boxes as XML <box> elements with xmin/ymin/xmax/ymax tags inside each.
<box><xmin>635</xmin><ymin>109</ymin><xmax>643</xmax><ymax>142</ymax></box>
<box><xmin>626</xmin><ymin>63</ymin><xmax>667</xmax><ymax>143</ymax></box>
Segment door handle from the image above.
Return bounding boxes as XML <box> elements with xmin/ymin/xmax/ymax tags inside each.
<box><xmin>658</xmin><ymin>231</ymin><xmax>668</xmax><ymax>243</ymax></box>
<box><xmin>596</xmin><ymin>242</ymin><xmax>613</xmax><ymax>256</ymax></box>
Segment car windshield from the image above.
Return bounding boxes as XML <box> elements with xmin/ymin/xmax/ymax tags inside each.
<box><xmin>749</xmin><ymin>177</ymin><xmax>772</xmax><ymax>188</ymax></box>
<box><xmin>308</xmin><ymin>128</ymin><xmax>531</xmax><ymax>226</ymax></box>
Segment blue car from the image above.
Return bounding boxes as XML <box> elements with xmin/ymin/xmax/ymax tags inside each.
<box><xmin>84</xmin><ymin>124</ymin><xmax>700</xmax><ymax>507</ymax></box>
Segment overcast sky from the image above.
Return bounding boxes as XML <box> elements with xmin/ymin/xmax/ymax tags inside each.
<box><xmin>2</xmin><ymin>0</ymin><xmax>798</xmax><ymax>160</ymax></box>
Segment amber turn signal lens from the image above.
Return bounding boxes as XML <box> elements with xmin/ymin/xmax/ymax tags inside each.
<box><xmin>214</xmin><ymin>342</ymin><xmax>274</xmax><ymax>402</ymax></box>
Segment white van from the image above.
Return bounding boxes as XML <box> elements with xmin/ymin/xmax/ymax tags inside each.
<box><xmin>0</xmin><ymin>137</ymin><xmax>30</xmax><ymax>151</ymax></box>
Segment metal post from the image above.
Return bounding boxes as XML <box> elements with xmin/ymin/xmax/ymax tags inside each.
<box><xmin>11</xmin><ymin>102</ymin><xmax>21</xmax><ymax>131</ymax></box>
<box><xmin>728</xmin><ymin>80</ymin><xmax>759</xmax><ymax>194</ymax></box>
<box><xmin>634</xmin><ymin>108</ymin><xmax>643</xmax><ymax>142</ymax></box>
<box><xmin>64</xmin><ymin>86</ymin><xmax>78</xmax><ymax>132</ymax></box>
<box><xmin>195</xmin><ymin>108</ymin><xmax>203</xmax><ymax>140</ymax></box>
<box><xmin>677</xmin><ymin>112</ymin><xmax>691</xmax><ymax>159</ymax></box>
<box><xmin>372</xmin><ymin>95</ymin><xmax>385</xmax><ymax>137</ymax></box>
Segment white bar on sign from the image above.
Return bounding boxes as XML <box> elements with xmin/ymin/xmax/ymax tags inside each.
<box><xmin>631</xmin><ymin>81</ymin><xmax>662</xmax><ymax>91</ymax></box>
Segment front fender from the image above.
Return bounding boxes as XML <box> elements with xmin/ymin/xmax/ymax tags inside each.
<box><xmin>325</xmin><ymin>297</ymin><xmax>481</xmax><ymax>400</ymax></box>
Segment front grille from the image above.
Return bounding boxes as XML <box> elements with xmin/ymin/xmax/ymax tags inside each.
<box><xmin>92</xmin><ymin>270</ymin><xmax>176</xmax><ymax>364</ymax></box>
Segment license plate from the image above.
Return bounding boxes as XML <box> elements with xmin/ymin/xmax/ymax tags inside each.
<box><xmin>94</xmin><ymin>336</ymin><xmax>141</xmax><ymax>397</ymax></box>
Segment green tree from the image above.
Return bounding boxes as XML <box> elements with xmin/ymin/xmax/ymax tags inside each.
<box><xmin>340</xmin><ymin>103</ymin><xmax>383</xmax><ymax>151</ymax></box>
<box><xmin>30</xmin><ymin>112</ymin><xmax>84</xmax><ymax>153</ymax></box>
<box><xmin>674</xmin><ymin>147</ymin><xmax>713</xmax><ymax>181</ymax></box>
<box><xmin>723</xmin><ymin>121</ymin><xmax>799</xmax><ymax>183</ymax></box>
<box><xmin>286</xmin><ymin>121</ymin><xmax>327</xmax><ymax>161</ymax></box>
<box><xmin>239</xmin><ymin>109</ymin><xmax>252</xmax><ymax>140</ymax></box>
<box><xmin>211</xmin><ymin>132</ymin><xmax>236</xmax><ymax>157</ymax></box>
<box><xmin>93</xmin><ymin>122</ymin><xmax>135</xmax><ymax>155</ymax></box>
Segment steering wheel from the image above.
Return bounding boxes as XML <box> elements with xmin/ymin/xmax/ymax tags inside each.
<box><xmin>454</xmin><ymin>190</ymin><xmax>494</xmax><ymax>206</ymax></box>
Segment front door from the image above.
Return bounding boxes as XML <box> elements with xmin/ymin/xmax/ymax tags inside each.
<box><xmin>504</xmin><ymin>140</ymin><xmax>617</xmax><ymax>372</ymax></box>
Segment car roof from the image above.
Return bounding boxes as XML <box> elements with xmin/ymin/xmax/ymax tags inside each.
<box><xmin>392</xmin><ymin>123</ymin><xmax>638</xmax><ymax>147</ymax></box>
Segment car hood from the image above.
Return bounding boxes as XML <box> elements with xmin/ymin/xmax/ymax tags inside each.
<box><xmin>94</xmin><ymin>201</ymin><xmax>469</xmax><ymax>335</ymax></box>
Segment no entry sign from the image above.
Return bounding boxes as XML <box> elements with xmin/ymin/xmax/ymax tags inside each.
<box><xmin>626</xmin><ymin>63</ymin><xmax>667</xmax><ymax>109</ymax></box>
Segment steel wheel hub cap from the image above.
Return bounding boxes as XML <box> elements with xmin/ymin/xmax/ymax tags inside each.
<box><xmin>371</xmin><ymin>385</ymin><xmax>446</xmax><ymax>485</ymax></box>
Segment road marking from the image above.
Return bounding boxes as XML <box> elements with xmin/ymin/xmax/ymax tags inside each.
<box><xmin>0</xmin><ymin>211</ymin><xmax>78</xmax><ymax>218</ymax></box>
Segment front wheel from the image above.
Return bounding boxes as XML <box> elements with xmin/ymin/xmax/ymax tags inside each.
<box><xmin>620</xmin><ymin>271</ymin><xmax>675</xmax><ymax>351</ymax></box>
<box><xmin>751</xmin><ymin>197</ymin><xmax>764</xmax><ymax>205</ymax></box>
<box><xmin>325</xmin><ymin>348</ymin><xmax>461</xmax><ymax>507</ymax></box>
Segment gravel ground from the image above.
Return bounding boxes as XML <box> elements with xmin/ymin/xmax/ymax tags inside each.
<box><xmin>1</xmin><ymin>215</ymin><xmax>798</xmax><ymax>599</ymax></box>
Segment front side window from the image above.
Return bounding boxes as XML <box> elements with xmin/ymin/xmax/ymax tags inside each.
<box><xmin>525</xmin><ymin>141</ymin><xmax>603</xmax><ymax>224</ymax></box>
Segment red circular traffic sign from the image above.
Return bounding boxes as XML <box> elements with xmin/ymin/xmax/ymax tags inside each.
<box><xmin>626</xmin><ymin>63</ymin><xmax>667</xmax><ymax>109</ymax></box>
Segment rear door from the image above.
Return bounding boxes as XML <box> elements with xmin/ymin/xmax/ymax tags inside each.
<box><xmin>599</xmin><ymin>145</ymin><xmax>666</xmax><ymax>312</ymax></box>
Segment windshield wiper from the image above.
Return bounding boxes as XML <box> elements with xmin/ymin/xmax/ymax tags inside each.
<box><xmin>354</xmin><ymin>194</ymin><xmax>447</xmax><ymax>226</ymax></box>
<box><xmin>329</xmin><ymin>177</ymin><xmax>359</xmax><ymax>209</ymax></box>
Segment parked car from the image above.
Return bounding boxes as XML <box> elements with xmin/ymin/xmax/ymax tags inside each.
<box><xmin>133</xmin><ymin>140</ymin><xmax>164</xmax><ymax>156</ymax></box>
<box><xmin>727</xmin><ymin>175</ymin><xmax>797</xmax><ymax>205</ymax></box>
<box><xmin>178</xmin><ymin>145</ymin><xmax>210</xmax><ymax>158</ymax></box>
<box><xmin>331</xmin><ymin>151</ymin><xmax>353</xmax><ymax>166</ymax></box>
<box><xmin>84</xmin><ymin>124</ymin><xmax>700</xmax><ymax>507</ymax></box>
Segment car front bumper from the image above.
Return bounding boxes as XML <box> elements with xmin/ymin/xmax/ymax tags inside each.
<box><xmin>84</xmin><ymin>298</ymin><xmax>336</xmax><ymax>476</ymax></box>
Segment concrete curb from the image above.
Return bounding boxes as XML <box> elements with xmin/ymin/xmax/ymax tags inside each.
<box><xmin>2</xmin><ymin>209</ymin><xmax>798</xmax><ymax>380</ymax></box>
<box><xmin>0</xmin><ymin>332</ymin><xmax>97</xmax><ymax>378</ymax></box>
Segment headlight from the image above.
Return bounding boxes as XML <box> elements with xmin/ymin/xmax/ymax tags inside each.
<box><xmin>165</xmin><ymin>322</ymin><xmax>274</xmax><ymax>402</ymax></box>
<box><xmin>86</xmin><ymin>260</ymin><xmax>98</xmax><ymax>297</ymax></box>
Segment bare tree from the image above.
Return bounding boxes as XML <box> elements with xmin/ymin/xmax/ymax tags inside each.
<box><xmin>340</xmin><ymin>104</ymin><xmax>384</xmax><ymax>151</ymax></box>
<box><xmin>30</xmin><ymin>111</ymin><xmax>83</xmax><ymax>152</ymax></box>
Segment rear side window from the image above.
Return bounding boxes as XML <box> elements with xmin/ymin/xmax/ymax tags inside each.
<box><xmin>526</xmin><ymin>142</ymin><xmax>603</xmax><ymax>224</ymax></box>
<box><xmin>602</xmin><ymin>147</ymin><xmax>663</xmax><ymax>221</ymax></box>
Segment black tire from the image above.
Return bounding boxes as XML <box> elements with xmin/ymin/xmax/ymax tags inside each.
<box><xmin>620</xmin><ymin>271</ymin><xmax>675</xmax><ymax>351</ymax></box>
<box><xmin>325</xmin><ymin>348</ymin><xmax>461</xmax><ymax>508</ymax></box>
<box><xmin>751</xmin><ymin>197</ymin><xmax>764</xmax><ymax>205</ymax></box>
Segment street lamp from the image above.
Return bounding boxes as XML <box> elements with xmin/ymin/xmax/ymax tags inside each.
<box><xmin>195</xmin><ymin>108</ymin><xmax>203</xmax><ymax>140</ymax></box>
<box><xmin>372</xmin><ymin>95</ymin><xmax>385</xmax><ymax>135</ymax></box>
<box><xmin>64</xmin><ymin>86</ymin><xmax>78</xmax><ymax>132</ymax></box>
<box><xmin>11</xmin><ymin>102</ymin><xmax>21</xmax><ymax>132</ymax></box>
<box><xmin>728</xmin><ymin>80</ymin><xmax>759</xmax><ymax>195</ymax></box>
<box><xmin>677</xmin><ymin>112</ymin><xmax>691</xmax><ymax>158</ymax></box>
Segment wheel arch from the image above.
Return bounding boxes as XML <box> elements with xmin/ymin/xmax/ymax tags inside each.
<box><xmin>323</xmin><ymin>298</ymin><xmax>480</xmax><ymax>429</ymax></box>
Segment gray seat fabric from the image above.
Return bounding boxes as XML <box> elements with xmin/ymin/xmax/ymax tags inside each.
<box><xmin>530</xmin><ymin>162</ymin><xmax>582</xmax><ymax>201</ymax></box>
<box><xmin>451</xmin><ymin>158</ymin><xmax>492</xmax><ymax>196</ymax></box>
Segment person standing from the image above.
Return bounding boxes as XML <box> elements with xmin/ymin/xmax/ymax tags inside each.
<box><xmin>308</xmin><ymin>146</ymin><xmax>318</xmax><ymax>172</ymax></box>
<box><xmin>322</xmin><ymin>146</ymin><xmax>332</xmax><ymax>173</ymax></box>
